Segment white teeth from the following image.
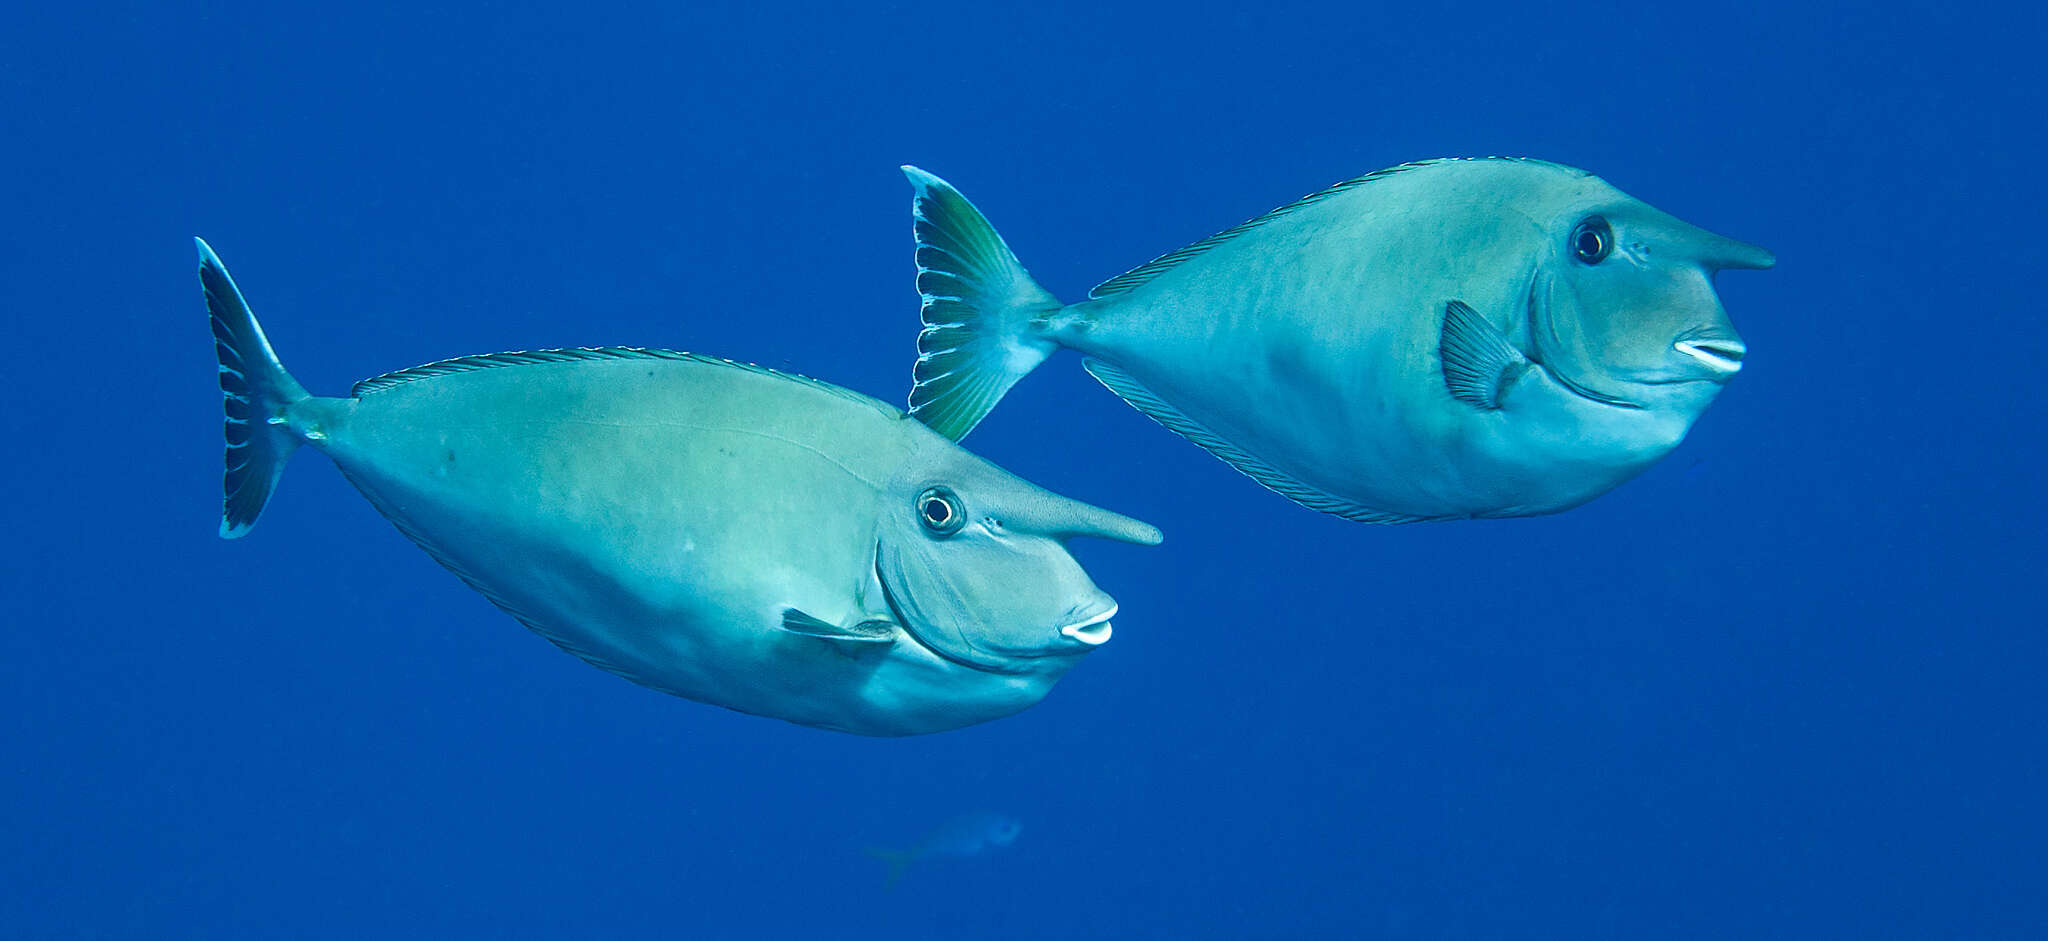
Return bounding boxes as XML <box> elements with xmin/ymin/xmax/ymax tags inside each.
<box><xmin>1675</xmin><ymin>339</ymin><xmax>1745</xmax><ymax>374</ymax></box>
<box><xmin>1060</xmin><ymin>606</ymin><xmax>1116</xmax><ymax>646</ymax></box>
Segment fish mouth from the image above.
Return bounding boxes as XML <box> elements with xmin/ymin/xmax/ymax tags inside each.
<box><xmin>1672</xmin><ymin>337</ymin><xmax>1746</xmax><ymax>378</ymax></box>
<box><xmin>1057</xmin><ymin>606</ymin><xmax>1116</xmax><ymax>647</ymax></box>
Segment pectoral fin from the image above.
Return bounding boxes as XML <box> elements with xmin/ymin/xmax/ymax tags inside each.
<box><xmin>1439</xmin><ymin>300</ymin><xmax>1531</xmax><ymax>410</ymax></box>
<box><xmin>780</xmin><ymin>608</ymin><xmax>897</xmax><ymax>649</ymax></box>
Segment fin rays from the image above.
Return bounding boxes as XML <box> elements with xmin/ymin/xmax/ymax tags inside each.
<box><xmin>901</xmin><ymin>166</ymin><xmax>1063</xmax><ymax>441</ymax></box>
<box><xmin>1439</xmin><ymin>300</ymin><xmax>1532</xmax><ymax>409</ymax></box>
<box><xmin>1089</xmin><ymin>160</ymin><xmax>1437</xmax><ymax>299</ymax></box>
<box><xmin>1088</xmin><ymin>157</ymin><xmax>1567</xmax><ymax>299</ymax></box>
<box><xmin>333</xmin><ymin>466</ymin><xmax>660</xmax><ymax>689</ymax></box>
<box><xmin>199</xmin><ymin>238</ymin><xmax>310</xmax><ymax>539</ymax></box>
<box><xmin>1082</xmin><ymin>359</ymin><xmax>1429</xmax><ymax>524</ymax></box>
<box><xmin>351</xmin><ymin>347</ymin><xmax>897</xmax><ymax>420</ymax></box>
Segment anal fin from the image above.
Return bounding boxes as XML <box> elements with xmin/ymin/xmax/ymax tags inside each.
<box><xmin>1081</xmin><ymin>359</ymin><xmax>1427</xmax><ymax>524</ymax></box>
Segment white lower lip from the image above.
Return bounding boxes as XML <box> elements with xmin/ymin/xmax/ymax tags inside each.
<box><xmin>1675</xmin><ymin>340</ymin><xmax>1744</xmax><ymax>374</ymax></box>
<box><xmin>1059</xmin><ymin>606</ymin><xmax>1116</xmax><ymax>646</ymax></box>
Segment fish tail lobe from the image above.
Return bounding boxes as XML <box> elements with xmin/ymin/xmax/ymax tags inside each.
<box><xmin>901</xmin><ymin>166</ymin><xmax>1064</xmax><ymax>441</ymax></box>
<box><xmin>865</xmin><ymin>846</ymin><xmax>917</xmax><ymax>890</ymax></box>
<box><xmin>199</xmin><ymin>238</ymin><xmax>315</xmax><ymax>538</ymax></box>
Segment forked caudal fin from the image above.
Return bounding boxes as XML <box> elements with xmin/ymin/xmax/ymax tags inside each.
<box><xmin>902</xmin><ymin>167</ymin><xmax>1064</xmax><ymax>441</ymax></box>
<box><xmin>199</xmin><ymin>238</ymin><xmax>312</xmax><ymax>538</ymax></box>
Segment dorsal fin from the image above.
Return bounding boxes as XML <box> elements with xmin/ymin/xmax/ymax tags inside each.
<box><xmin>1088</xmin><ymin>161</ymin><xmax>1439</xmax><ymax>299</ymax></box>
<box><xmin>1089</xmin><ymin>157</ymin><xmax>1573</xmax><ymax>299</ymax></box>
<box><xmin>350</xmin><ymin>346</ymin><xmax>894</xmax><ymax>416</ymax></box>
<box><xmin>1081</xmin><ymin>359</ymin><xmax>1431</xmax><ymax>524</ymax></box>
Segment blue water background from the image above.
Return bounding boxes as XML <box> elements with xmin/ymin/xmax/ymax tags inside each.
<box><xmin>3</xmin><ymin>3</ymin><xmax>2041</xmax><ymax>937</ymax></box>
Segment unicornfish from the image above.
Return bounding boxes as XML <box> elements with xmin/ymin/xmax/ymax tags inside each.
<box><xmin>899</xmin><ymin>158</ymin><xmax>1774</xmax><ymax>522</ymax></box>
<box><xmin>867</xmin><ymin>811</ymin><xmax>1023</xmax><ymax>888</ymax></box>
<box><xmin>201</xmin><ymin>240</ymin><xmax>1160</xmax><ymax>736</ymax></box>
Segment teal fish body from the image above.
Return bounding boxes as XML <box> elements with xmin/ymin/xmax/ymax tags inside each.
<box><xmin>201</xmin><ymin>242</ymin><xmax>1159</xmax><ymax>736</ymax></box>
<box><xmin>901</xmin><ymin>158</ymin><xmax>1773</xmax><ymax>522</ymax></box>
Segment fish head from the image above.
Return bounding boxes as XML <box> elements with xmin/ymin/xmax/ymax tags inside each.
<box><xmin>985</xmin><ymin>815</ymin><xmax>1023</xmax><ymax>846</ymax></box>
<box><xmin>964</xmin><ymin>813</ymin><xmax>1024</xmax><ymax>850</ymax></box>
<box><xmin>1522</xmin><ymin>168</ymin><xmax>1773</xmax><ymax>414</ymax></box>
<box><xmin>876</xmin><ymin>439</ymin><xmax>1161</xmax><ymax>674</ymax></box>
<box><xmin>939</xmin><ymin>811</ymin><xmax>1025</xmax><ymax>853</ymax></box>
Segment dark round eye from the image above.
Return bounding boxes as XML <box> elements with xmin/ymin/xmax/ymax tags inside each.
<box><xmin>1570</xmin><ymin>215</ymin><xmax>1613</xmax><ymax>264</ymax></box>
<box><xmin>915</xmin><ymin>486</ymin><xmax>965</xmax><ymax>536</ymax></box>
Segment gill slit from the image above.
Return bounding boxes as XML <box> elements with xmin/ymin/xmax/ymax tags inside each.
<box><xmin>1523</xmin><ymin>269</ymin><xmax>1646</xmax><ymax>411</ymax></box>
<box><xmin>873</xmin><ymin>543</ymin><xmax>1015</xmax><ymax>675</ymax></box>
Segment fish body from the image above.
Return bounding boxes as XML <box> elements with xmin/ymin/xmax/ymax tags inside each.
<box><xmin>202</xmin><ymin>241</ymin><xmax>1158</xmax><ymax>736</ymax></box>
<box><xmin>901</xmin><ymin>158</ymin><xmax>1773</xmax><ymax>522</ymax></box>
<box><xmin>869</xmin><ymin>812</ymin><xmax>1022</xmax><ymax>887</ymax></box>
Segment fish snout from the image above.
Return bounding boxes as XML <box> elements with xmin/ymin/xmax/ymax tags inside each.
<box><xmin>1672</xmin><ymin>330</ymin><xmax>1746</xmax><ymax>380</ymax></box>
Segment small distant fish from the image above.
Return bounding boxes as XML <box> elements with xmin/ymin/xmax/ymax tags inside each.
<box><xmin>868</xmin><ymin>812</ymin><xmax>1022</xmax><ymax>888</ymax></box>
<box><xmin>896</xmin><ymin>159</ymin><xmax>1773</xmax><ymax>523</ymax></box>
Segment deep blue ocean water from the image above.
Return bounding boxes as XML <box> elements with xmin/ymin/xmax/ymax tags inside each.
<box><xmin>4</xmin><ymin>3</ymin><xmax>2042</xmax><ymax>938</ymax></box>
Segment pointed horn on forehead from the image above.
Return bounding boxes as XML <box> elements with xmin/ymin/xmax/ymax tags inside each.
<box><xmin>1666</xmin><ymin>216</ymin><xmax>1775</xmax><ymax>272</ymax></box>
<box><xmin>1045</xmin><ymin>494</ymin><xmax>1163</xmax><ymax>546</ymax></box>
<box><xmin>1699</xmin><ymin>234</ymin><xmax>1775</xmax><ymax>272</ymax></box>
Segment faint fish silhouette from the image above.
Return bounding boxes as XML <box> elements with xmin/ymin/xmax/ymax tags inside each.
<box><xmin>868</xmin><ymin>812</ymin><xmax>1023</xmax><ymax>888</ymax></box>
